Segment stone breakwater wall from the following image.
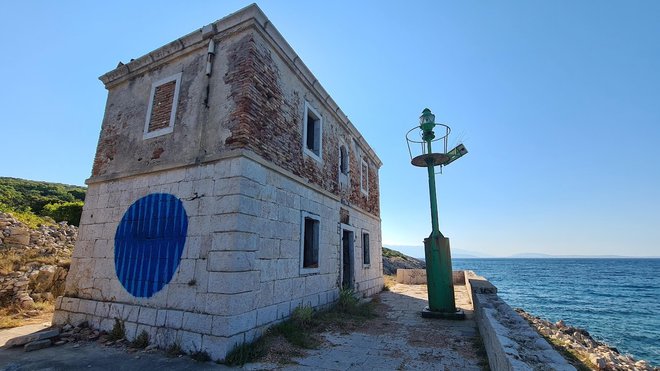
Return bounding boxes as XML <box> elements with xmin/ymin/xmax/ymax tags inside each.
<box><xmin>464</xmin><ymin>271</ymin><xmax>576</xmax><ymax>371</ymax></box>
<box><xmin>517</xmin><ymin>309</ymin><xmax>658</xmax><ymax>371</ymax></box>
<box><xmin>0</xmin><ymin>212</ymin><xmax>76</xmax><ymax>308</ymax></box>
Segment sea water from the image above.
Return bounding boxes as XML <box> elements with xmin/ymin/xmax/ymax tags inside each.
<box><xmin>452</xmin><ymin>258</ymin><xmax>660</xmax><ymax>365</ymax></box>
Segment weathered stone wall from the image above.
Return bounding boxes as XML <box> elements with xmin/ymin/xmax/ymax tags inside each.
<box><xmin>59</xmin><ymin>5</ymin><xmax>383</xmax><ymax>361</ymax></box>
<box><xmin>222</xmin><ymin>31</ymin><xmax>380</xmax><ymax>217</ymax></box>
<box><xmin>55</xmin><ymin>153</ymin><xmax>382</xmax><ymax>359</ymax></box>
<box><xmin>91</xmin><ymin>22</ymin><xmax>380</xmax><ymax>219</ymax></box>
<box><xmin>465</xmin><ymin>271</ymin><xmax>576</xmax><ymax>371</ymax></box>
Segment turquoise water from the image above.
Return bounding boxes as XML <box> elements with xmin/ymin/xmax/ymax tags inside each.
<box><xmin>452</xmin><ymin>258</ymin><xmax>660</xmax><ymax>365</ymax></box>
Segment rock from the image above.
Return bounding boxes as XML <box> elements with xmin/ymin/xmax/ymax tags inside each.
<box><xmin>5</xmin><ymin>329</ymin><xmax>60</xmax><ymax>347</ymax></box>
<box><xmin>62</xmin><ymin>324</ymin><xmax>73</xmax><ymax>332</ymax></box>
<box><xmin>589</xmin><ymin>354</ymin><xmax>607</xmax><ymax>369</ymax></box>
<box><xmin>145</xmin><ymin>344</ymin><xmax>158</xmax><ymax>351</ymax></box>
<box><xmin>24</xmin><ymin>339</ymin><xmax>52</xmax><ymax>352</ymax></box>
<box><xmin>4</xmin><ymin>227</ymin><xmax>30</xmax><ymax>245</ymax></box>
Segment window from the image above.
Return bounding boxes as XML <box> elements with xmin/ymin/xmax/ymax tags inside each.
<box><xmin>360</xmin><ymin>159</ymin><xmax>369</xmax><ymax>195</ymax></box>
<box><xmin>143</xmin><ymin>72</ymin><xmax>182</xmax><ymax>139</ymax></box>
<box><xmin>300</xmin><ymin>212</ymin><xmax>320</xmax><ymax>273</ymax></box>
<box><xmin>339</xmin><ymin>145</ymin><xmax>349</xmax><ymax>175</ymax></box>
<box><xmin>303</xmin><ymin>102</ymin><xmax>322</xmax><ymax>160</ymax></box>
<box><xmin>362</xmin><ymin>232</ymin><xmax>370</xmax><ymax>265</ymax></box>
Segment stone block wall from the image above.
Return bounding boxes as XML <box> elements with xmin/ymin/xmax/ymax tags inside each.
<box><xmin>57</xmin><ymin>5</ymin><xmax>384</xmax><ymax>361</ymax></box>
<box><xmin>55</xmin><ymin>153</ymin><xmax>382</xmax><ymax>360</ymax></box>
<box><xmin>464</xmin><ymin>271</ymin><xmax>575</xmax><ymax>371</ymax></box>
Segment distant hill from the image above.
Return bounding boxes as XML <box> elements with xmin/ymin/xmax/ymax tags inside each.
<box><xmin>382</xmin><ymin>247</ymin><xmax>425</xmax><ymax>275</ymax></box>
<box><xmin>0</xmin><ymin>177</ymin><xmax>86</xmax><ymax>226</ymax></box>
<box><xmin>384</xmin><ymin>245</ymin><xmax>494</xmax><ymax>259</ymax></box>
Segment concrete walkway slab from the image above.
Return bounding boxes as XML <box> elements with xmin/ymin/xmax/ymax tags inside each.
<box><xmin>247</xmin><ymin>283</ymin><xmax>487</xmax><ymax>370</ymax></box>
<box><xmin>0</xmin><ymin>322</ymin><xmax>51</xmax><ymax>347</ymax></box>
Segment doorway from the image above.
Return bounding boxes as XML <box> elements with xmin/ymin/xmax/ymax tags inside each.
<box><xmin>341</xmin><ymin>229</ymin><xmax>354</xmax><ymax>289</ymax></box>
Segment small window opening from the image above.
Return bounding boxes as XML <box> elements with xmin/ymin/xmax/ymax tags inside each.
<box><xmin>303</xmin><ymin>103</ymin><xmax>322</xmax><ymax>160</ymax></box>
<box><xmin>362</xmin><ymin>232</ymin><xmax>370</xmax><ymax>265</ymax></box>
<box><xmin>303</xmin><ymin>217</ymin><xmax>320</xmax><ymax>268</ymax></box>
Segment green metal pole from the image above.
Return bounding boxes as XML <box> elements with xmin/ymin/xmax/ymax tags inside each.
<box><xmin>425</xmin><ymin>140</ymin><xmax>441</xmax><ymax>238</ymax></box>
<box><xmin>420</xmin><ymin>108</ymin><xmax>457</xmax><ymax>314</ymax></box>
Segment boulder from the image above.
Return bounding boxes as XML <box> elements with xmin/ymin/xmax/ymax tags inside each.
<box><xmin>4</xmin><ymin>227</ymin><xmax>30</xmax><ymax>245</ymax></box>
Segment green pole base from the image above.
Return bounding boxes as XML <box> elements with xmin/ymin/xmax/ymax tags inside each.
<box><xmin>423</xmin><ymin>235</ymin><xmax>457</xmax><ymax>312</ymax></box>
<box><xmin>422</xmin><ymin>307</ymin><xmax>466</xmax><ymax>320</ymax></box>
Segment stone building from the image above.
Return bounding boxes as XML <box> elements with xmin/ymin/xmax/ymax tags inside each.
<box><xmin>53</xmin><ymin>4</ymin><xmax>383</xmax><ymax>360</ymax></box>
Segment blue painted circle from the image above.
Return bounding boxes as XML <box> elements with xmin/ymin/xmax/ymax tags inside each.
<box><xmin>114</xmin><ymin>193</ymin><xmax>188</xmax><ymax>298</ymax></box>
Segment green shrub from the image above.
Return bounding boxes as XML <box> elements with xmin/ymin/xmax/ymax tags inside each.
<box><xmin>166</xmin><ymin>342</ymin><xmax>184</xmax><ymax>357</ymax></box>
<box><xmin>41</xmin><ymin>201</ymin><xmax>84</xmax><ymax>226</ymax></box>
<box><xmin>223</xmin><ymin>340</ymin><xmax>266</xmax><ymax>366</ymax></box>
<box><xmin>107</xmin><ymin>318</ymin><xmax>126</xmax><ymax>341</ymax></box>
<box><xmin>190</xmin><ymin>350</ymin><xmax>211</xmax><ymax>362</ymax></box>
<box><xmin>131</xmin><ymin>330</ymin><xmax>149</xmax><ymax>349</ymax></box>
<box><xmin>0</xmin><ymin>203</ymin><xmax>53</xmax><ymax>229</ymax></box>
<box><xmin>291</xmin><ymin>305</ymin><xmax>313</xmax><ymax>327</ymax></box>
<box><xmin>0</xmin><ymin>177</ymin><xmax>86</xmax><ymax>216</ymax></box>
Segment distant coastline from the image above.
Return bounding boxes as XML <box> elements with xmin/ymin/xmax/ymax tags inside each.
<box><xmin>384</xmin><ymin>245</ymin><xmax>659</xmax><ymax>260</ymax></box>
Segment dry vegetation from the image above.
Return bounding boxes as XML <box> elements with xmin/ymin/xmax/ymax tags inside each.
<box><xmin>0</xmin><ymin>301</ymin><xmax>54</xmax><ymax>329</ymax></box>
<box><xmin>223</xmin><ymin>288</ymin><xmax>378</xmax><ymax>366</ymax></box>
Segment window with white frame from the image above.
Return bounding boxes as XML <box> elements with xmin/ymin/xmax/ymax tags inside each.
<box><xmin>303</xmin><ymin>102</ymin><xmax>322</xmax><ymax>160</ymax></box>
<box><xmin>362</xmin><ymin>232</ymin><xmax>370</xmax><ymax>265</ymax></box>
<box><xmin>360</xmin><ymin>159</ymin><xmax>369</xmax><ymax>195</ymax></box>
<box><xmin>300</xmin><ymin>212</ymin><xmax>320</xmax><ymax>273</ymax></box>
<box><xmin>143</xmin><ymin>72</ymin><xmax>182</xmax><ymax>139</ymax></box>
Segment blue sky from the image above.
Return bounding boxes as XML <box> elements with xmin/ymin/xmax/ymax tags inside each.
<box><xmin>1</xmin><ymin>1</ymin><xmax>658</xmax><ymax>257</ymax></box>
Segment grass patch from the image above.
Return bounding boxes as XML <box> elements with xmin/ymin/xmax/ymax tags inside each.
<box><xmin>0</xmin><ymin>307</ymin><xmax>23</xmax><ymax>329</ymax></box>
<box><xmin>166</xmin><ymin>342</ymin><xmax>184</xmax><ymax>357</ymax></box>
<box><xmin>223</xmin><ymin>339</ymin><xmax>267</xmax><ymax>366</ymax></box>
<box><xmin>383</xmin><ymin>275</ymin><xmax>397</xmax><ymax>291</ymax></box>
<box><xmin>107</xmin><ymin>318</ymin><xmax>126</xmax><ymax>341</ymax></box>
<box><xmin>190</xmin><ymin>350</ymin><xmax>211</xmax><ymax>362</ymax></box>
<box><xmin>131</xmin><ymin>330</ymin><xmax>149</xmax><ymax>349</ymax></box>
<box><xmin>0</xmin><ymin>248</ymin><xmax>72</xmax><ymax>275</ymax></box>
<box><xmin>221</xmin><ymin>289</ymin><xmax>378</xmax><ymax>366</ymax></box>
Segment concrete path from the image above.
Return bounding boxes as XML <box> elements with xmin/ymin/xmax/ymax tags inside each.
<box><xmin>247</xmin><ymin>283</ymin><xmax>486</xmax><ymax>370</ymax></box>
<box><xmin>0</xmin><ymin>323</ymin><xmax>51</xmax><ymax>347</ymax></box>
<box><xmin>0</xmin><ymin>284</ymin><xmax>486</xmax><ymax>370</ymax></box>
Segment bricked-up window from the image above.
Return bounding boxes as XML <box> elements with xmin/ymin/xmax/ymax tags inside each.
<box><xmin>362</xmin><ymin>232</ymin><xmax>370</xmax><ymax>265</ymax></box>
<box><xmin>361</xmin><ymin>159</ymin><xmax>369</xmax><ymax>195</ymax></box>
<box><xmin>300</xmin><ymin>212</ymin><xmax>320</xmax><ymax>273</ymax></box>
<box><xmin>143</xmin><ymin>72</ymin><xmax>182</xmax><ymax>140</ymax></box>
<box><xmin>303</xmin><ymin>102</ymin><xmax>322</xmax><ymax>161</ymax></box>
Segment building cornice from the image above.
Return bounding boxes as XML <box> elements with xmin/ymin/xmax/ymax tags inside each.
<box><xmin>98</xmin><ymin>3</ymin><xmax>382</xmax><ymax>168</ymax></box>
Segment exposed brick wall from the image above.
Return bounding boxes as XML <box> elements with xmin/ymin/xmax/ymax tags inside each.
<box><xmin>91</xmin><ymin>120</ymin><xmax>118</xmax><ymax>177</ymax></box>
<box><xmin>148</xmin><ymin>80</ymin><xmax>176</xmax><ymax>132</ymax></box>
<box><xmin>223</xmin><ymin>34</ymin><xmax>380</xmax><ymax>217</ymax></box>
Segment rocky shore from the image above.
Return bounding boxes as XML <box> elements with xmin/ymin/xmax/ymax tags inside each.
<box><xmin>0</xmin><ymin>212</ymin><xmax>76</xmax><ymax>309</ymax></box>
<box><xmin>516</xmin><ymin>308</ymin><xmax>658</xmax><ymax>371</ymax></box>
